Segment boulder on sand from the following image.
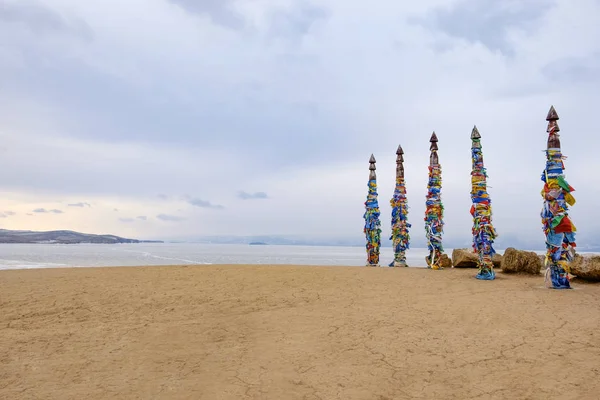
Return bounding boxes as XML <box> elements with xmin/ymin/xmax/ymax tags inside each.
<box><xmin>493</xmin><ymin>254</ymin><xmax>502</xmax><ymax>268</ymax></box>
<box><xmin>452</xmin><ymin>248</ymin><xmax>503</xmax><ymax>268</ymax></box>
<box><xmin>452</xmin><ymin>248</ymin><xmax>477</xmax><ymax>268</ymax></box>
<box><xmin>424</xmin><ymin>253</ymin><xmax>453</xmax><ymax>269</ymax></box>
<box><xmin>501</xmin><ymin>247</ymin><xmax>542</xmax><ymax>275</ymax></box>
<box><xmin>440</xmin><ymin>254</ymin><xmax>452</xmax><ymax>269</ymax></box>
<box><xmin>569</xmin><ymin>254</ymin><xmax>600</xmax><ymax>282</ymax></box>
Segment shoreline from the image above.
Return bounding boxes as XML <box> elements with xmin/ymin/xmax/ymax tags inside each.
<box><xmin>2</xmin><ymin>265</ymin><xmax>599</xmax><ymax>399</ymax></box>
<box><xmin>1</xmin><ymin>262</ymin><xmax>599</xmax><ymax>285</ymax></box>
<box><xmin>1</xmin><ymin>262</ymin><xmax>597</xmax><ymax>284</ymax></box>
<box><xmin>0</xmin><ymin>263</ymin><xmax>431</xmax><ymax>271</ymax></box>
<box><xmin>2</xmin><ymin>242</ymin><xmax>599</xmax><ymax>272</ymax></box>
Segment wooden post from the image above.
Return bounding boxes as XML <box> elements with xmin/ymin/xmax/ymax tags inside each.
<box><xmin>425</xmin><ymin>132</ymin><xmax>445</xmax><ymax>269</ymax></box>
<box><xmin>389</xmin><ymin>145</ymin><xmax>411</xmax><ymax>267</ymax></box>
<box><xmin>541</xmin><ymin>106</ymin><xmax>576</xmax><ymax>289</ymax></box>
<box><xmin>470</xmin><ymin>126</ymin><xmax>498</xmax><ymax>280</ymax></box>
<box><xmin>363</xmin><ymin>154</ymin><xmax>381</xmax><ymax>266</ymax></box>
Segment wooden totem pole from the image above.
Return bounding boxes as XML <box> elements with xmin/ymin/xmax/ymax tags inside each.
<box><xmin>425</xmin><ymin>132</ymin><xmax>445</xmax><ymax>269</ymax></box>
<box><xmin>541</xmin><ymin>106</ymin><xmax>576</xmax><ymax>289</ymax></box>
<box><xmin>364</xmin><ymin>154</ymin><xmax>381</xmax><ymax>266</ymax></box>
<box><xmin>389</xmin><ymin>145</ymin><xmax>411</xmax><ymax>267</ymax></box>
<box><xmin>470</xmin><ymin>126</ymin><xmax>498</xmax><ymax>280</ymax></box>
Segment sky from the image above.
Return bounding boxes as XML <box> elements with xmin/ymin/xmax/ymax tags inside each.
<box><xmin>0</xmin><ymin>0</ymin><xmax>599</xmax><ymax>246</ymax></box>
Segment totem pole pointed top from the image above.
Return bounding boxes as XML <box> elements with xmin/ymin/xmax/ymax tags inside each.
<box><xmin>396</xmin><ymin>145</ymin><xmax>404</xmax><ymax>163</ymax></box>
<box><xmin>395</xmin><ymin>146</ymin><xmax>404</xmax><ymax>177</ymax></box>
<box><xmin>369</xmin><ymin>154</ymin><xmax>376</xmax><ymax>169</ymax></box>
<box><xmin>471</xmin><ymin>125</ymin><xmax>481</xmax><ymax>139</ymax></box>
<box><xmin>429</xmin><ymin>132</ymin><xmax>439</xmax><ymax>165</ymax></box>
<box><xmin>546</xmin><ymin>106</ymin><xmax>561</xmax><ymax>148</ymax></box>
<box><xmin>369</xmin><ymin>154</ymin><xmax>377</xmax><ymax>180</ymax></box>
<box><xmin>546</xmin><ymin>105</ymin><xmax>559</xmax><ymax>121</ymax></box>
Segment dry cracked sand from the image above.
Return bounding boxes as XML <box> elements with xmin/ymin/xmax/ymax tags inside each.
<box><xmin>1</xmin><ymin>265</ymin><xmax>599</xmax><ymax>399</ymax></box>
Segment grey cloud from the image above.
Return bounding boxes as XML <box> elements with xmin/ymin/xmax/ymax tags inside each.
<box><xmin>414</xmin><ymin>0</ymin><xmax>553</xmax><ymax>54</ymax></box>
<box><xmin>238</xmin><ymin>191</ymin><xmax>269</xmax><ymax>200</ymax></box>
<box><xmin>157</xmin><ymin>214</ymin><xmax>185</xmax><ymax>222</ymax></box>
<box><xmin>268</xmin><ymin>1</ymin><xmax>331</xmax><ymax>40</ymax></box>
<box><xmin>0</xmin><ymin>14</ymin><xmax>358</xmax><ymax>183</ymax></box>
<box><xmin>33</xmin><ymin>208</ymin><xmax>63</xmax><ymax>214</ymax></box>
<box><xmin>0</xmin><ymin>213</ymin><xmax>6</xmax><ymax>218</ymax></box>
<box><xmin>0</xmin><ymin>0</ymin><xmax>93</xmax><ymax>39</ymax></box>
<box><xmin>168</xmin><ymin>0</ymin><xmax>244</xmax><ymax>29</ymax></box>
<box><xmin>1</xmin><ymin>0</ymin><xmax>599</xmax><ymax>245</ymax></box>
<box><xmin>113</xmin><ymin>208</ymin><xmax>119</xmax><ymax>212</ymax></box>
<box><xmin>542</xmin><ymin>54</ymin><xmax>600</xmax><ymax>84</ymax></box>
<box><xmin>3</xmin><ymin>63</ymin><xmax>348</xmax><ymax>173</ymax></box>
<box><xmin>489</xmin><ymin>81</ymin><xmax>550</xmax><ymax>100</ymax></box>
<box><xmin>4</xmin><ymin>211</ymin><xmax>16</xmax><ymax>216</ymax></box>
<box><xmin>68</xmin><ymin>202</ymin><xmax>91</xmax><ymax>207</ymax></box>
<box><xmin>118</xmin><ymin>216</ymin><xmax>148</xmax><ymax>222</ymax></box>
<box><xmin>157</xmin><ymin>194</ymin><xmax>169</xmax><ymax>200</ymax></box>
<box><xmin>186</xmin><ymin>196</ymin><xmax>224</xmax><ymax>209</ymax></box>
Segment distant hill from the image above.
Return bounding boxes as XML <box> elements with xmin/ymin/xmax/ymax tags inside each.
<box><xmin>160</xmin><ymin>234</ymin><xmax>555</xmax><ymax>251</ymax></box>
<box><xmin>0</xmin><ymin>229</ymin><xmax>163</xmax><ymax>244</ymax></box>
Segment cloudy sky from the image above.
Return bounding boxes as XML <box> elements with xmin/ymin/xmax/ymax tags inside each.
<box><xmin>0</xmin><ymin>0</ymin><xmax>599</xmax><ymax>245</ymax></box>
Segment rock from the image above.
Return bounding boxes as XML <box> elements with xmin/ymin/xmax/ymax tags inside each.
<box><xmin>452</xmin><ymin>248</ymin><xmax>503</xmax><ymax>268</ymax></box>
<box><xmin>424</xmin><ymin>253</ymin><xmax>453</xmax><ymax>269</ymax></box>
<box><xmin>440</xmin><ymin>253</ymin><xmax>452</xmax><ymax>269</ymax></box>
<box><xmin>452</xmin><ymin>248</ymin><xmax>477</xmax><ymax>268</ymax></box>
<box><xmin>501</xmin><ymin>247</ymin><xmax>542</xmax><ymax>275</ymax></box>
<box><xmin>492</xmin><ymin>254</ymin><xmax>502</xmax><ymax>269</ymax></box>
<box><xmin>569</xmin><ymin>254</ymin><xmax>600</xmax><ymax>282</ymax></box>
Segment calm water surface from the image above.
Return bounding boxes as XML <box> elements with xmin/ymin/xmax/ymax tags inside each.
<box><xmin>0</xmin><ymin>243</ymin><xmax>443</xmax><ymax>270</ymax></box>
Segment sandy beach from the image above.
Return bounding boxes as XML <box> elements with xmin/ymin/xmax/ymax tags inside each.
<box><xmin>1</xmin><ymin>265</ymin><xmax>599</xmax><ymax>400</ymax></box>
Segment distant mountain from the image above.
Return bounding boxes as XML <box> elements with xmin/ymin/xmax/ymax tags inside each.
<box><xmin>162</xmin><ymin>233</ymin><xmax>551</xmax><ymax>251</ymax></box>
<box><xmin>166</xmin><ymin>235</ymin><xmax>366</xmax><ymax>247</ymax></box>
<box><xmin>164</xmin><ymin>234</ymin><xmax>426</xmax><ymax>248</ymax></box>
<box><xmin>0</xmin><ymin>229</ymin><xmax>163</xmax><ymax>244</ymax></box>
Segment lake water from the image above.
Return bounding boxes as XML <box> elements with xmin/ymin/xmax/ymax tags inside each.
<box><xmin>0</xmin><ymin>243</ymin><xmax>446</xmax><ymax>270</ymax></box>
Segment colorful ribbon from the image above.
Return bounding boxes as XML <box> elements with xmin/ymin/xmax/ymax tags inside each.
<box><xmin>470</xmin><ymin>126</ymin><xmax>497</xmax><ymax>280</ymax></box>
<box><xmin>364</xmin><ymin>155</ymin><xmax>381</xmax><ymax>266</ymax></box>
<box><xmin>389</xmin><ymin>145</ymin><xmax>411</xmax><ymax>267</ymax></box>
<box><xmin>425</xmin><ymin>133</ymin><xmax>445</xmax><ymax>269</ymax></box>
<box><xmin>540</xmin><ymin>106</ymin><xmax>576</xmax><ymax>289</ymax></box>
